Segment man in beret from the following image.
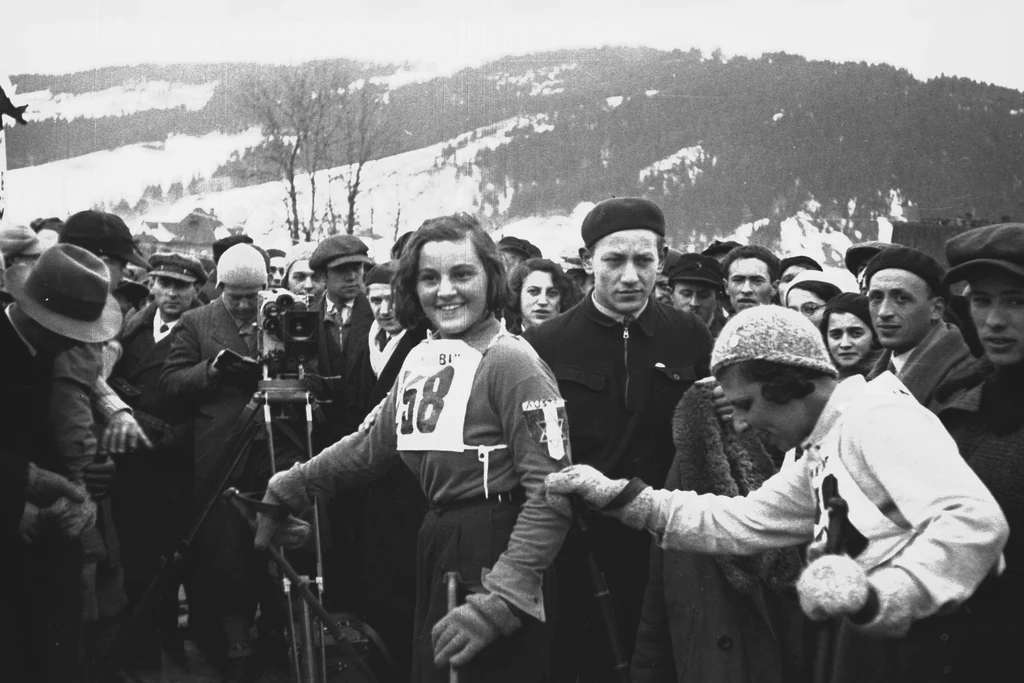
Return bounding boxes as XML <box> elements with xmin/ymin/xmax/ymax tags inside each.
<box><xmin>523</xmin><ymin>196</ymin><xmax>713</xmax><ymax>683</ymax></box>
<box><xmin>938</xmin><ymin>223</ymin><xmax>1024</xmax><ymax>681</ymax></box>
<box><xmin>722</xmin><ymin>244</ymin><xmax>781</xmax><ymax>313</ymax></box>
<box><xmin>667</xmin><ymin>253</ymin><xmax>727</xmax><ymax>338</ymax></box>
<box><xmin>109</xmin><ymin>252</ymin><xmax>208</xmax><ymax>665</ymax></box>
<box><xmin>496</xmin><ymin>234</ymin><xmax>542</xmax><ymax>274</ymax></box>
<box><xmin>863</xmin><ymin>245</ymin><xmax>982</xmax><ymax>410</ymax></box>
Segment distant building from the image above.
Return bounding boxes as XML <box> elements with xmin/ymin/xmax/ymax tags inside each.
<box><xmin>137</xmin><ymin>206</ymin><xmax>222</xmax><ymax>257</ymax></box>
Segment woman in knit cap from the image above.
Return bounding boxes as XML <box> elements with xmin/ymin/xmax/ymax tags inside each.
<box><xmin>820</xmin><ymin>293</ymin><xmax>882</xmax><ymax>379</ymax></box>
<box><xmin>548</xmin><ymin>305</ymin><xmax>1009</xmax><ymax>683</ymax></box>
<box><xmin>282</xmin><ymin>240</ymin><xmax>325</xmax><ymax>300</ymax></box>
<box><xmin>254</xmin><ymin>213</ymin><xmax>572</xmax><ymax>683</ymax></box>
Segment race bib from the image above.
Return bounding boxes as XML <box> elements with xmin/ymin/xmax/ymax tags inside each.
<box><xmin>395</xmin><ymin>339</ymin><xmax>482</xmax><ymax>452</ymax></box>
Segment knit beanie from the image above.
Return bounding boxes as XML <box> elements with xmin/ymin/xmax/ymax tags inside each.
<box><xmin>711</xmin><ymin>305</ymin><xmax>838</xmax><ymax>378</ymax></box>
<box><xmin>217</xmin><ymin>244</ymin><xmax>268</xmax><ymax>287</ymax></box>
<box><xmin>0</xmin><ymin>224</ymin><xmax>43</xmax><ymax>258</ymax></box>
<box><xmin>365</xmin><ymin>260</ymin><xmax>398</xmax><ymax>287</ymax></box>
<box><xmin>862</xmin><ymin>246</ymin><xmax>947</xmax><ymax>300</ymax></box>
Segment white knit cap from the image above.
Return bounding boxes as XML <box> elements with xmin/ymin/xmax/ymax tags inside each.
<box><xmin>711</xmin><ymin>305</ymin><xmax>838</xmax><ymax>378</ymax></box>
<box><xmin>218</xmin><ymin>244</ymin><xmax>269</xmax><ymax>287</ymax></box>
<box><xmin>283</xmin><ymin>241</ymin><xmax>319</xmax><ymax>279</ymax></box>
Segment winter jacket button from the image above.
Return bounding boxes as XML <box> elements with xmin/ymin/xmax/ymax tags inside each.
<box><xmin>939</xmin><ymin>632</ymin><xmax>950</xmax><ymax>642</ymax></box>
<box><xmin>717</xmin><ymin>636</ymin><xmax>732</xmax><ymax>651</ymax></box>
<box><xmin>672</xmin><ymin>373</ymin><xmax>680</xmax><ymax>380</ymax></box>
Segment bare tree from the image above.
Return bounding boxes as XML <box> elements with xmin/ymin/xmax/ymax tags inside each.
<box><xmin>327</xmin><ymin>79</ymin><xmax>393</xmax><ymax>235</ymax></box>
<box><xmin>243</xmin><ymin>66</ymin><xmax>346</xmax><ymax>242</ymax></box>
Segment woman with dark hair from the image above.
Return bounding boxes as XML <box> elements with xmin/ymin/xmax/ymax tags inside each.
<box><xmin>505</xmin><ymin>258</ymin><xmax>581</xmax><ymax>334</ymax></box>
<box><xmin>784</xmin><ymin>273</ymin><xmax>843</xmax><ymax>328</ymax></box>
<box><xmin>254</xmin><ymin>213</ymin><xmax>572</xmax><ymax>682</ymax></box>
<box><xmin>820</xmin><ymin>293</ymin><xmax>883</xmax><ymax>379</ymax></box>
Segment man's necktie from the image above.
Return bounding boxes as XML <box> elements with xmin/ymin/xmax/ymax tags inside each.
<box><xmin>375</xmin><ymin>328</ymin><xmax>389</xmax><ymax>352</ymax></box>
<box><xmin>159</xmin><ymin>323</ymin><xmax>169</xmax><ymax>334</ymax></box>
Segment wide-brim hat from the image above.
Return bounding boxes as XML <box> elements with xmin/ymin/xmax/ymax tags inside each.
<box><xmin>5</xmin><ymin>243</ymin><xmax>122</xmax><ymax>343</ymax></box>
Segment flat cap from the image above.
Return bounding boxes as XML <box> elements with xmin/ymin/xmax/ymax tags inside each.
<box><xmin>667</xmin><ymin>253</ymin><xmax>724</xmax><ymax>290</ymax></box>
<box><xmin>845</xmin><ymin>241</ymin><xmax>897</xmax><ymax>275</ymax></box>
<box><xmin>149</xmin><ymin>251</ymin><xmax>208</xmax><ymax>285</ymax></box>
<box><xmin>365</xmin><ymin>260</ymin><xmax>398</xmax><ymax>287</ymax></box>
<box><xmin>581</xmin><ymin>197</ymin><xmax>665</xmax><ymax>248</ymax></box>
<box><xmin>863</xmin><ymin>246</ymin><xmax>947</xmax><ymax>299</ymax></box>
<box><xmin>60</xmin><ymin>210</ymin><xmax>151</xmax><ymax>270</ymax></box>
<box><xmin>702</xmin><ymin>239</ymin><xmax>742</xmax><ymax>258</ymax></box>
<box><xmin>309</xmin><ymin>235</ymin><xmax>373</xmax><ymax>271</ymax></box>
<box><xmin>945</xmin><ymin>223</ymin><xmax>1024</xmax><ymax>285</ymax></box>
<box><xmin>497</xmin><ymin>235</ymin><xmax>542</xmax><ymax>260</ymax></box>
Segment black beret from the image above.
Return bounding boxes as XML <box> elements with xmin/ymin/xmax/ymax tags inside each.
<box><xmin>213</xmin><ymin>234</ymin><xmax>254</xmax><ymax>263</ymax></box>
<box><xmin>149</xmin><ymin>251</ymin><xmax>208</xmax><ymax>286</ymax></box>
<box><xmin>844</xmin><ymin>241</ymin><xmax>899</xmax><ymax>275</ymax></box>
<box><xmin>265</xmin><ymin>248</ymin><xmax>287</xmax><ymax>259</ymax></box>
<box><xmin>114</xmin><ymin>278</ymin><xmax>151</xmax><ymax>306</ymax></box>
<box><xmin>497</xmin><ymin>236</ymin><xmax>542</xmax><ymax>260</ymax></box>
<box><xmin>667</xmin><ymin>253</ymin><xmax>724</xmax><ymax>290</ymax></box>
<box><xmin>365</xmin><ymin>260</ymin><xmax>398</xmax><ymax>286</ymax></box>
<box><xmin>309</xmin><ymin>234</ymin><xmax>373</xmax><ymax>272</ymax></box>
<box><xmin>780</xmin><ymin>255</ymin><xmax>823</xmax><ymax>274</ymax></box>
<box><xmin>863</xmin><ymin>246</ymin><xmax>947</xmax><ymax>299</ymax></box>
<box><xmin>701</xmin><ymin>239</ymin><xmax>742</xmax><ymax>258</ymax></box>
<box><xmin>821</xmin><ymin>292</ymin><xmax>874</xmax><ymax>333</ymax></box>
<box><xmin>581</xmin><ymin>197</ymin><xmax>665</xmax><ymax>248</ymax></box>
<box><xmin>945</xmin><ymin>223</ymin><xmax>1024</xmax><ymax>285</ymax></box>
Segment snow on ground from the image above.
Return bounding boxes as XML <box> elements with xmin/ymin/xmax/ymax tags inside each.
<box><xmin>492</xmin><ymin>63</ymin><xmax>577</xmax><ymax>97</ymax></box>
<box><xmin>15</xmin><ymin>81</ymin><xmax>219</xmax><ymax>121</ymax></box>
<box><xmin>3</xmin><ymin>128</ymin><xmax>263</xmax><ymax>223</ymax></box>
<box><xmin>639</xmin><ymin>144</ymin><xmax>708</xmax><ymax>188</ymax></box>
<box><xmin>605</xmin><ymin>95</ymin><xmax>624</xmax><ymax>108</ymax></box>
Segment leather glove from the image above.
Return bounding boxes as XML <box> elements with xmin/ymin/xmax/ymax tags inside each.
<box><xmin>432</xmin><ymin>593</ymin><xmax>522</xmax><ymax>668</ymax></box>
<box><xmin>17</xmin><ymin>503</ymin><xmax>42</xmax><ymax>544</ymax></box>
<box><xmin>83</xmin><ymin>459</ymin><xmax>117</xmax><ymax>499</ymax></box>
<box><xmin>544</xmin><ymin>464</ymin><xmax>656</xmax><ymax>529</ymax></box>
<box><xmin>25</xmin><ymin>463</ymin><xmax>87</xmax><ymax>507</ymax></box>
<box><xmin>254</xmin><ymin>465</ymin><xmax>311</xmax><ymax>550</ymax></box>
<box><xmin>41</xmin><ymin>496</ymin><xmax>98</xmax><ymax>540</ymax></box>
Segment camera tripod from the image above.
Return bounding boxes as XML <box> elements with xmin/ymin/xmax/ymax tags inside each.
<box><xmin>92</xmin><ymin>374</ymin><xmax>386</xmax><ymax>683</ymax></box>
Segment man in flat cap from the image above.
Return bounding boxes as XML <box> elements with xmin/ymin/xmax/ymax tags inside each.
<box><xmin>309</xmin><ymin>234</ymin><xmax>376</xmax><ymax>443</ymax></box>
<box><xmin>108</xmin><ymin>251</ymin><xmax>208</xmax><ymax>665</ymax></box>
<box><xmin>862</xmin><ymin>245</ymin><xmax>982</xmax><ymax>410</ymax></box>
<box><xmin>937</xmin><ymin>222</ymin><xmax>1024</xmax><ymax>681</ymax></box>
<box><xmin>523</xmin><ymin>196</ymin><xmax>712</xmax><ymax>683</ymax></box>
<box><xmin>666</xmin><ymin>252</ymin><xmax>727</xmax><ymax>338</ymax></box>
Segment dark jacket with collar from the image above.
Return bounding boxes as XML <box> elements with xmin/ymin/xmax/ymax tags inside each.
<box><xmin>313</xmin><ymin>291</ymin><xmax>375</xmax><ymax>444</ymax></box>
<box><xmin>523</xmin><ymin>293</ymin><xmax>713</xmax><ymax>484</ymax></box>
<box><xmin>523</xmin><ymin>293</ymin><xmax>712</xmax><ymax>682</ymax></box>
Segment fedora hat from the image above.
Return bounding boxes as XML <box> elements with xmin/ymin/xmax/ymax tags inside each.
<box><xmin>5</xmin><ymin>243</ymin><xmax>122</xmax><ymax>342</ymax></box>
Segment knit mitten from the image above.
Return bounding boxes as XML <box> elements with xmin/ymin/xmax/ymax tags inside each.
<box><xmin>254</xmin><ymin>464</ymin><xmax>310</xmax><ymax>550</ymax></box>
<box><xmin>545</xmin><ymin>464</ymin><xmax>655</xmax><ymax>529</ymax></box>
<box><xmin>432</xmin><ymin>592</ymin><xmax>521</xmax><ymax>667</ymax></box>
<box><xmin>797</xmin><ymin>554</ymin><xmax>870</xmax><ymax>621</ymax></box>
<box><xmin>42</xmin><ymin>496</ymin><xmax>98</xmax><ymax>539</ymax></box>
<box><xmin>25</xmin><ymin>463</ymin><xmax>87</xmax><ymax>507</ymax></box>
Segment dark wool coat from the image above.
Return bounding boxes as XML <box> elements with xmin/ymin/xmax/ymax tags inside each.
<box><xmin>938</xmin><ymin>364</ymin><xmax>1024</xmax><ymax>683</ymax></box>
<box><xmin>631</xmin><ymin>380</ymin><xmax>806</xmax><ymax>683</ymax></box>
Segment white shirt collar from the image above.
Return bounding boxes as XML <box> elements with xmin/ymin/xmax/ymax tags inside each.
<box><xmin>153</xmin><ymin>308</ymin><xmax>179</xmax><ymax>342</ymax></box>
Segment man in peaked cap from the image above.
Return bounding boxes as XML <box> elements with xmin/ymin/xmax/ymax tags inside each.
<box><xmin>108</xmin><ymin>251</ymin><xmax>208</xmax><ymax>665</ymax></box>
<box><xmin>862</xmin><ymin>245</ymin><xmax>983</xmax><ymax>410</ymax></box>
<box><xmin>667</xmin><ymin>252</ymin><xmax>727</xmax><ymax>338</ymax></box>
<box><xmin>547</xmin><ymin>305</ymin><xmax>1008</xmax><ymax>683</ymax></box>
<box><xmin>2</xmin><ymin>244</ymin><xmax>121</xmax><ymax>682</ymax></box>
<box><xmin>523</xmin><ymin>196</ymin><xmax>712</xmax><ymax>683</ymax></box>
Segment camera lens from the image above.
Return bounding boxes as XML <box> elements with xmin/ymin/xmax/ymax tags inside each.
<box><xmin>276</xmin><ymin>293</ymin><xmax>295</xmax><ymax>308</ymax></box>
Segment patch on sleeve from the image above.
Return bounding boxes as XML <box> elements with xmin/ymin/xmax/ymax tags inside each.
<box><xmin>522</xmin><ymin>399</ymin><xmax>569</xmax><ymax>460</ymax></box>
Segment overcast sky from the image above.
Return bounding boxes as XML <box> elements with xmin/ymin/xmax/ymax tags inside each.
<box><xmin>3</xmin><ymin>0</ymin><xmax>1022</xmax><ymax>91</ymax></box>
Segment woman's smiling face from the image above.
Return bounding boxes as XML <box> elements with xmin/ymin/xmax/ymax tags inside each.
<box><xmin>416</xmin><ymin>237</ymin><xmax>490</xmax><ymax>338</ymax></box>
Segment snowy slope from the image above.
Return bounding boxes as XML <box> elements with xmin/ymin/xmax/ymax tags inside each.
<box><xmin>15</xmin><ymin>81</ymin><xmax>219</xmax><ymax>121</ymax></box>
